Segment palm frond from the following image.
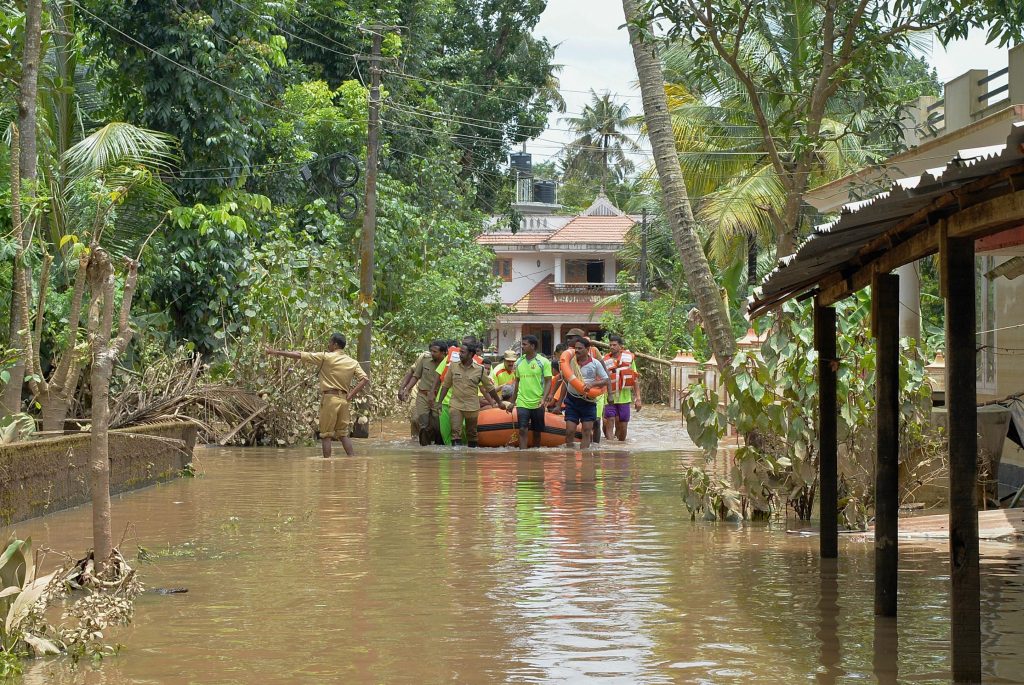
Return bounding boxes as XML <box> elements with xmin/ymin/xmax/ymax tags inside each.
<box><xmin>64</xmin><ymin>122</ymin><xmax>179</xmax><ymax>179</ymax></box>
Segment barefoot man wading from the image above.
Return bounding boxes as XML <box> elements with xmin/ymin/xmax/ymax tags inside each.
<box><xmin>266</xmin><ymin>332</ymin><xmax>370</xmax><ymax>457</ymax></box>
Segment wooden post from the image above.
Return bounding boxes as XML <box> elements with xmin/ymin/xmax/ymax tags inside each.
<box><xmin>356</xmin><ymin>28</ymin><xmax>385</xmax><ymax>373</ymax></box>
<box><xmin>944</xmin><ymin>237</ymin><xmax>981</xmax><ymax>682</ymax></box>
<box><xmin>873</xmin><ymin>273</ymin><xmax>899</xmax><ymax>617</ymax></box>
<box><xmin>814</xmin><ymin>298</ymin><xmax>838</xmax><ymax>559</ymax></box>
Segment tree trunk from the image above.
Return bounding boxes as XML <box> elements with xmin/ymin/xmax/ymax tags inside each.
<box><xmin>90</xmin><ymin>357</ymin><xmax>113</xmax><ymax>565</ymax></box>
<box><xmin>86</xmin><ymin>247</ymin><xmax>139</xmax><ymax>571</ymax></box>
<box><xmin>3</xmin><ymin>0</ymin><xmax>44</xmax><ymax>415</ymax></box>
<box><xmin>621</xmin><ymin>0</ymin><xmax>736</xmax><ymax>369</ymax></box>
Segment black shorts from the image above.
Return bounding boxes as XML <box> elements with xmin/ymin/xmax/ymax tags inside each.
<box><xmin>516</xmin><ymin>406</ymin><xmax>546</xmax><ymax>432</ymax></box>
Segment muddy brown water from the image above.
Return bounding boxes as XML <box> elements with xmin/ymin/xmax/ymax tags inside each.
<box><xmin>4</xmin><ymin>411</ymin><xmax>1024</xmax><ymax>684</ymax></box>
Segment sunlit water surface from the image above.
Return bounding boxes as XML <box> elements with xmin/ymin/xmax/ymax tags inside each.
<box><xmin>4</xmin><ymin>411</ymin><xmax>1023</xmax><ymax>684</ymax></box>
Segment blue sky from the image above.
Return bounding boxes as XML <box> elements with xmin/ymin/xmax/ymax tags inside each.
<box><xmin>532</xmin><ymin>0</ymin><xmax>1013</xmax><ymax>162</ymax></box>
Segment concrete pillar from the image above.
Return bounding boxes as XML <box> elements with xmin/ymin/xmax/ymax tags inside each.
<box><xmin>554</xmin><ymin>256</ymin><xmax>563</xmax><ymax>284</ymax></box>
<box><xmin>897</xmin><ymin>262</ymin><xmax>921</xmax><ymax>342</ymax></box>
<box><xmin>605</xmin><ymin>256</ymin><xmax>616</xmax><ymax>284</ymax></box>
<box><xmin>552</xmin><ymin>324</ymin><xmax>562</xmax><ymax>349</ymax></box>
<box><xmin>513</xmin><ymin>324</ymin><xmax>523</xmax><ymax>348</ymax></box>
<box><xmin>944</xmin><ymin>69</ymin><xmax>988</xmax><ymax>131</ymax></box>
<box><xmin>902</xmin><ymin>95</ymin><xmax>937</xmax><ymax>147</ymax></box>
<box><xmin>1009</xmin><ymin>44</ymin><xmax>1024</xmax><ymax>104</ymax></box>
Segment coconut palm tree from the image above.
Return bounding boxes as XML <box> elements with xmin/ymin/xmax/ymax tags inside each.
<box><xmin>622</xmin><ymin>0</ymin><xmax>737</xmax><ymax>369</ymax></box>
<box><xmin>659</xmin><ymin>40</ymin><xmax>880</xmax><ymax>272</ymax></box>
<box><xmin>561</xmin><ymin>89</ymin><xmax>637</xmax><ymax>187</ymax></box>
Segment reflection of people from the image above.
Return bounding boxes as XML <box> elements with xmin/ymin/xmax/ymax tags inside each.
<box><xmin>266</xmin><ymin>332</ymin><xmax>369</xmax><ymax>457</ymax></box>
<box><xmin>507</xmin><ymin>334</ymin><xmax>553</xmax><ymax>449</ymax></box>
<box><xmin>603</xmin><ymin>334</ymin><xmax>642</xmax><ymax>441</ymax></box>
<box><xmin>435</xmin><ymin>341</ymin><xmax>506</xmax><ymax>447</ymax></box>
<box><xmin>561</xmin><ymin>338</ymin><xmax>609</xmax><ymax>449</ymax></box>
<box><xmin>398</xmin><ymin>340</ymin><xmax>446</xmax><ymax>444</ymax></box>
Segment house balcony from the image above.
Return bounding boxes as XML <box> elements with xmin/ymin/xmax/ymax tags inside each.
<box><xmin>551</xmin><ymin>282</ymin><xmax>631</xmax><ymax>296</ymax></box>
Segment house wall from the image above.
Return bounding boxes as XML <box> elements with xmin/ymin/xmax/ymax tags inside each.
<box><xmin>497</xmin><ymin>252</ymin><xmax>555</xmax><ymax>304</ymax></box>
<box><xmin>992</xmin><ymin>257</ymin><xmax>1024</xmax><ymax>490</ymax></box>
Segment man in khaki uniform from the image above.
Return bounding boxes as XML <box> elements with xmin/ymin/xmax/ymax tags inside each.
<box><xmin>397</xmin><ymin>340</ymin><xmax>446</xmax><ymax>442</ymax></box>
<box><xmin>434</xmin><ymin>340</ymin><xmax>505</xmax><ymax>447</ymax></box>
<box><xmin>266</xmin><ymin>332</ymin><xmax>369</xmax><ymax>457</ymax></box>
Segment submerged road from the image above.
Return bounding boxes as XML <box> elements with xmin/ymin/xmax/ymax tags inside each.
<box><xmin>5</xmin><ymin>410</ymin><xmax>1024</xmax><ymax>684</ymax></box>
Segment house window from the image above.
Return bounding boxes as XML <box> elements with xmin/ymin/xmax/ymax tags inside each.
<box><xmin>977</xmin><ymin>256</ymin><xmax>997</xmax><ymax>391</ymax></box>
<box><xmin>493</xmin><ymin>259</ymin><xmax>513</xmax><ymax>282</ymax></box>
<box><xmin>565</xmin><ymin>259</ymin><xmax>605</xmax><ymax>283</ymax></box>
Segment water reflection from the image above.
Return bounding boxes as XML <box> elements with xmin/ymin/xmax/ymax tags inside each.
<box><xmin>3</xmin><ymin>440</ymin><xmax>1023</xmax><ymax>684</ymax></box>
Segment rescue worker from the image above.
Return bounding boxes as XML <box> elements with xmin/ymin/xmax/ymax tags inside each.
<box><xmin>491</xmin><ymin>349</ymin><xmax>518</xmax><ymax>398</ymax></box>
<box><xmin>561</xmin><ymin>337</ymin><xmax>609</xmax><ymax>449</ymax></box>
<box><xmin>564</xmin><ymin>328</ymin><xmax>604</xmax><ymax>443</ymax></box>
<box><xmin>547</xmin><ymin>342</ymin><xmax>568</xmax><ymax>414</ymax></box>
<box><xmin>398</xmin><ymin>340</ymin><xmax>447</xmax><ymax>444</ymax></box>
<box><xmin>432</xmin><ymin>335</ymin><xmax>486</xmax><ymax>444</ymax></box>
<box><xmin>506</xmin><ymin>334</ymin><xmax>553</xmax><ymax>448</ymax></box>
<box><xmin>265</xmin><ymin>332</ymin><xmax>369</xmax><ymax>458</ymax></box>
<box><xmin>434</xmin><ymin>340</ymin><xmax>506</xmax><ymax>447</ymax></box>
<box><xmin>603</xmin><ymin>334</ymin><xmax>643</xmax><ymax>441</ymax></box>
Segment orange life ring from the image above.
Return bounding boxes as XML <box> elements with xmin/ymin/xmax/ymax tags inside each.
<box><xmin>558</xmin><ymin>349</ymin><xmax>605</xmax><ymax>400</ymax></box>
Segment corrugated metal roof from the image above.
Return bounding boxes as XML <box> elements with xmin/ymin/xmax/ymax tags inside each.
<box><xmin>751</xmin><ymin>122</ymin><xmax>1024</xmax><ymax>316</ymax></box>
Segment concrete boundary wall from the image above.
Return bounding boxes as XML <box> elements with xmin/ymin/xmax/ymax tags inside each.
<box><xmin>0</xmin><ymin>421</ymin><xmax>198</xmax><ymax>526</ymax></box>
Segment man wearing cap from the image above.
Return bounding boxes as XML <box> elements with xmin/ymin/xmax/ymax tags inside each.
<box><xmin>491</xmin><ymin>350</ymin><xmax>518</xmax><ymax>399</ymax></box>
<box><xmin>266</xmin><ymin>332</ymin><xmax>370</xmax><ymax>458</ymax></box>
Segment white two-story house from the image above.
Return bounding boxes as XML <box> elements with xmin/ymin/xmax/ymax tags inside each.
<box><xmin>477</xmin><ymin>192</ymin><xmax>637</xmax><ymax>356</ymax></box>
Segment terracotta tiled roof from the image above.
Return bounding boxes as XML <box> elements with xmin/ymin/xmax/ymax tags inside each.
<box><xmin>512</xmin><ymin>276</ymin><xmax>620</xmax><ymax>316</ymax></box>
<box><xmin>545</xmin><ymin>215</ymin><xmax>635</xmax><ymax>244</ymax></box>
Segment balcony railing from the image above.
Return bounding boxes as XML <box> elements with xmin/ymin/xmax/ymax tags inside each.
<box><xmin>551</xmin><ymin>282</ymin><xmax>630</xmax><ymax>295</ymax></box>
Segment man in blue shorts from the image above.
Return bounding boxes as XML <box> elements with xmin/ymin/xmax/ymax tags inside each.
<box><xmin>561</xmin><ymin>337</ymin><xmax>609</xmax><ymax>449</ymax></box>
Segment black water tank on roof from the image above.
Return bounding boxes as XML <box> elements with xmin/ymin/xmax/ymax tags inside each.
<box><xmin>510</xmin><ymin>152</ymin><xmax>532</xmax><ymax>175</ymax></box>
<box><xmin>533</xmin><ymin>180</ymin><xmax>556</xmax><ymax>205</ymax></box>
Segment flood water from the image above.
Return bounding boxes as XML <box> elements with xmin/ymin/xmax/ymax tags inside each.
<box><xmin>4</xmin><ymin>411</ymin><xmax>1024</xmax><ymax>684</ymax></box>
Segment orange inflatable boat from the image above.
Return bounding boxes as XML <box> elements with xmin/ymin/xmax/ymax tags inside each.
<box><xmin>475</xmin><ymin>407</ymin><xmax>582</xmax><ymax>448</ymax></box>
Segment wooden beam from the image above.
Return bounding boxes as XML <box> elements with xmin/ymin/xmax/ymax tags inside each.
<box><xmin>819</xmin><ymin>188</ymin><xmax>1024</xmax><ymax>306</ymax></box>
<box><xmin>814</xmin><ymin>298</ymin><xmax>838</xmax><ymax>559</ymax></box>
<box><xmin>873</xmin><ymin>273</ymin><xmax>900</xmax><ymax>618</ymax></box>
<box><xmin>945</xmin><ymin>236</ymin><xmax>981</xmax><ymax>683</ymax></box>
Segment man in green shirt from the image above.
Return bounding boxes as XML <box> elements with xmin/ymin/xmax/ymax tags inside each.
<box><xmin>507</xmin><ymin>334</ymin><xmax>554</xmax><ymax>449</ymax></box>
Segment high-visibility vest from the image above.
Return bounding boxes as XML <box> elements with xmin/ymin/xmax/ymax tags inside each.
<box><xmin>604</xmin><ymin>350</ymin><xmax>638</xmax><ymax>394</ymax></box>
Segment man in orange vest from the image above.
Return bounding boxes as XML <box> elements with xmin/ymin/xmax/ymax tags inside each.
<box><xmin>603</xmin><ymin>334</ymin><xmax>642</xmax><ymax>441</ymax></box>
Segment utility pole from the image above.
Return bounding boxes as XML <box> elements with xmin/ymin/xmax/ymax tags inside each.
<box><xmin>639</xmin><ymin>208</ymin><xmax>649</xmax><ymax>301</ymax></box>
<box><xmin>356</xmin><ymin>26</ymin><xmax>389</xmax><ymax>373</ymax></box>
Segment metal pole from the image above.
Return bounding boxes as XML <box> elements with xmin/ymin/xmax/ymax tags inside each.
<box><xmin>639</xmin><ymin>208</ymin><xmax>649</xmax><ymax>301</ymax></box>
<box><xmin>357</xmin><ymin>29</ymin><xmax>383</xmax><ymax>373</ymax></box>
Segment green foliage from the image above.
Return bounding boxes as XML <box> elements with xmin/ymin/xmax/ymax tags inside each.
<box><xmin>681</xmin><ymin>291</ymin><xmax>938</xmax><ymax>522</ymax></box>
<box><xmin>382</xmin><ymin>248</ymin><xmax>507</xmax><ymax>348</ymax></box>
